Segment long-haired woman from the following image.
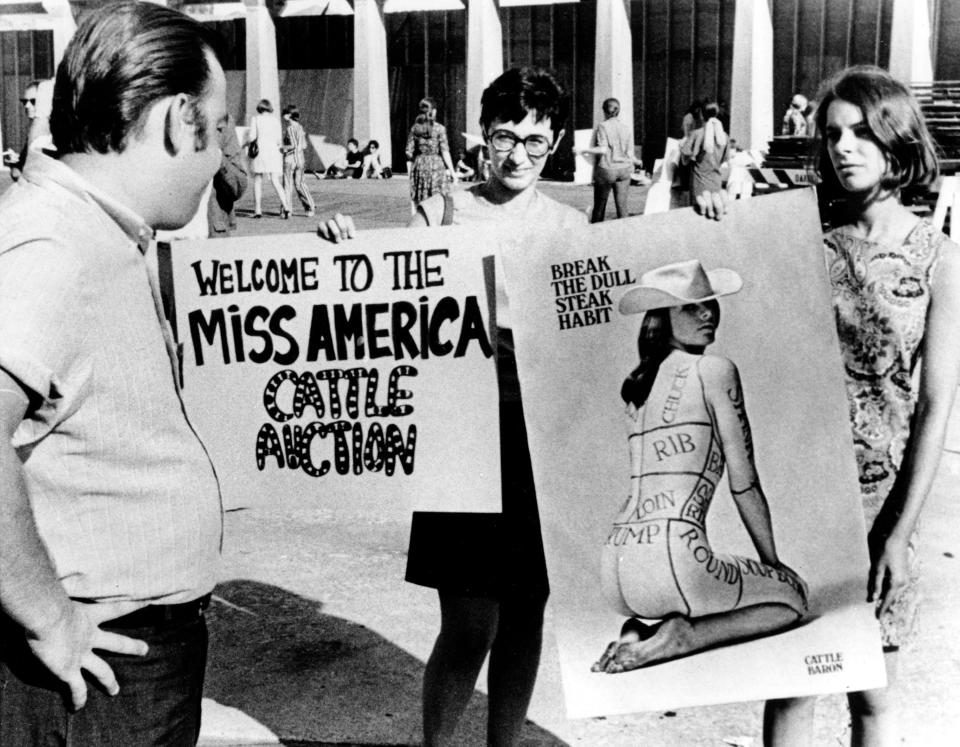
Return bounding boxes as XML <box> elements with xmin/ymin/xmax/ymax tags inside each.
<box><xmin>764</xmin><ymin>65</ymin><xmax>960</xmax><ymax>747</ymax></box>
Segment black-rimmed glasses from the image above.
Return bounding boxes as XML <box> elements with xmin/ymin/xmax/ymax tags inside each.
<box><xmin>487</xmin><ymin>129</ymin><xmax>552</xmax><ymax>158</ymax></box>
<box><xmin>20</xmin><ymin>98</ymin><xmax>35</xmax><ymax>106</ymax></box>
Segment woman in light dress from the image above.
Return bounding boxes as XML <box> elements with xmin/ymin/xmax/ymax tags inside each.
<box><xmin>247</xmin><ymin>98</ymin><xmax>290</xmax><ymax>219</ymax></box>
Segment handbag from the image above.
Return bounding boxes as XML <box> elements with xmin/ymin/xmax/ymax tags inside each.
<box><xmin>247</xmin><ymin>140</ymin><xmax>259</xmax><ymax>159</ymax></box>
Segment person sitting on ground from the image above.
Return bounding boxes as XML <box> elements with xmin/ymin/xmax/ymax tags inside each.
<box><xmin>344</xmin><ymin>138</ymin><xmax>363</xmax><ymax>178</ymax></box>
<box><xmin>361</xmin><ymin>140</ymin><xmax>385</xmax><ymax>179</ymax></box>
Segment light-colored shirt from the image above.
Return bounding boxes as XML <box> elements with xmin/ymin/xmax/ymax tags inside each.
<box><xmin>418</xmin><ymin>184</ymin><xmax>588</xmax><ymax>401</ymax></box>
<box><xmin>594</xmin><ymin>117</ymin><xmax>635</xmax><ymax>170</ymax></box>
<box><xmin>418</xmin><ymin>185</ymin><xmax>587</xmax><ymax>330</ymax></box>
<box><xmin>0</xmin><ymin>152</ymin><xmax>222</xmax><ymax>604</ymax></box>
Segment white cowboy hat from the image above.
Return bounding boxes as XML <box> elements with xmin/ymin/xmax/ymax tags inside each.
<box><xmin>618</xmin><ymin>259</ymin><xmax>742</xmax><ymax>314</ymax></box>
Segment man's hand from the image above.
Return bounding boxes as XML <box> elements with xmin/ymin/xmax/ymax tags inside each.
<box><xmin>694</xmin><ymin>189</ymin><xmax>730</xmax><ymax>220</ymax></box>
<box><xmin>26</xmin><ymin>600</ymin><xmax>149</xmax><ymax>711</ymax></box>
<box><xmin>316</xmin><ymin>213</ymin><xmax>356</xmax><ymax>244</ymax></box>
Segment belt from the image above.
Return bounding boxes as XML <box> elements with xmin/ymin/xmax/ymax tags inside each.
<box><xmin>104</xmin><ymin>594</ymin><xmax>212</xmax><ymax>630</ymax></box>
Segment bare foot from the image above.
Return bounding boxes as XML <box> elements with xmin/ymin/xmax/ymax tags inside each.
<box><xmin>605</xmin><ymin>616</ymin><xmax>694</xmax><ymax>673</ymax></box>
<box><xmin>590</xmin><ymin>618</ymin><xmax>652</xmax><ymax>672</ymax></box>
<box><xmin>590</xmin><ymin>640</ymin><xmax>620</xmax><ymax>672</ymax></box>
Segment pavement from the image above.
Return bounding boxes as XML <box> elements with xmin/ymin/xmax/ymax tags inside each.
<box><xmin>154</xmin><ymin>176</ymin><xmax>960</xmax><ymax>745</ymax></box>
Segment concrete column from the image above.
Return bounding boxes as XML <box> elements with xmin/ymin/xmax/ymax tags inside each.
<box><xmin>353</xmin><ymin>0</ymin><xmax>392</xmax><ymax>167</ymax></box>
<box><xmin>466</xmin><ymin>0</ymin><xmax>502</xmax><ymax>137</ymax></box>
<box><xmin>593</xmin><ymin>0</ymin><xmax>633</xmax><ymax>133</ymax></box>
<box><xmin>889</xmin><ymin>0</ymin><xmax>933</xmax><ymax>84</ymax></box>
<box><xmin>729</xmin><ymin>0</ymin><xmax>774</xmax><ymax>152</ymax></box>
<box><xmin>41</xmin><ymin>0</ymin><xmax>76</xmax><ymax>69</ymax></box>
<box><xmin>243</xmin><ymin>0</ymin><xmax>281</xmax><ymax>124</ymax></box>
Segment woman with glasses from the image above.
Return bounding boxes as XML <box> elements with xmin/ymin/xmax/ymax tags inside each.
<box><xmin>319</xmin><ymin>66</ymin><xmax>587</xmax><ymax>746</ymax></box>
<box><xmin>407</xmin><ymin>67</ymin><xmax>588</xmax><ymax>747</ymax></box>
<box><xmin>404</xmin><ymin>97</ymin><xmax>457</xmax><ymax>213</ymax></box>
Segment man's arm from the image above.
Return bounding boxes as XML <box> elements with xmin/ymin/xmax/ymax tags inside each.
<box><xmin>0</xmin><ymin>368</ymin><xmax>148</xmax><ymax>710</ymax></box>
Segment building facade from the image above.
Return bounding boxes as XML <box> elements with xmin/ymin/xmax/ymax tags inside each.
<box><xmin>1</xmin><ymin>0</ymin><xmax>956</xmax><ymax>175</ymax></box>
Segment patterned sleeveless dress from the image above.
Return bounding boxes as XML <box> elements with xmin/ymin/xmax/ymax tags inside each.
<box><xmin>405</xmin><ymin>121</ymin><xmax>451</xmax><ymax>205</ymax></box>
<box><xmin>824</xmin><ymin>218</ymin><xmax>949</xmax><ymax>647</ymax></box>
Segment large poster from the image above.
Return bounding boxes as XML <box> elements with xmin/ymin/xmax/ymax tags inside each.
<box><xmin>503</xmin><ymin>189</ymin><xmax>887</xmax><ymax>716</ymax></box>
<box><xmin>161</xmin><ymin>227</ymin><xmax>501</xmax><ymax>516</ymax></box>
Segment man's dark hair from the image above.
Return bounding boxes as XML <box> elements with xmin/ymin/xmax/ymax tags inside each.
<box><xmin>479</xmin><ymin>67</ymin><xmax>569</xmax><ymax>139</ymax></box>
<box><xmin>347</xmin><ymin>137</ymin><xmax>359</xmax><ymax>147</ymax></box>
<box><xmin>51</xmin><ymin>1</ymin><xmax>223</xmax><ymax>155</ymax></box>
<box><xmin>368</xmin><ymin>139</ymin><xmax>379</xmax><ymax>150</ymax></box>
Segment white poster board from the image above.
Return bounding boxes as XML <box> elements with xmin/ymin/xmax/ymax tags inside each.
<box><xmin>503</xmin><ymin>188</ymin><xmax>886</xmax><ymax>716</ymax></box>
<box><xmin>162</xmin><ymin>226</ymin><xmax>502</xmax><ymax>517</ymax></box>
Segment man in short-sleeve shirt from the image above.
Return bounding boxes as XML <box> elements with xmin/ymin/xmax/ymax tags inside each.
<box><xmin>0</xmin><ymin>3</ymin><xmax>227</xmax><ymax>744</ymax></box>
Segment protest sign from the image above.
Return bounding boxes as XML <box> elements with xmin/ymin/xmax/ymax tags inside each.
<box><xmin>159</xmin><ymin>227</ymin><xmax>501</xmax><ymax>516</ymax></box>
<box><xmin>503</xmin><ymin>188</ymin><xmax>887</xmax><ymax>716</ymax></box>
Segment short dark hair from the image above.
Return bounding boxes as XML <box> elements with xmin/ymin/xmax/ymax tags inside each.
<box><xmin>368</xmin><ymin>139</ymin><xmax>379</xmax><ymax>149</ymax></box>
<box><xmin>479</xmin><ymin>67</ymin><xmax>569</xmax><ymax>139</ymax></box>
<box><xmin>50</xmin><ymin>1</ymin><xmax>222</xmax><ymax>155</ymax></box>
<box><xmin>347</xmin><ymin>137</ymin><xmax>359</xmax><ymax>147</ymax></box>
<box><xmin>815</xmin><ymin>65</ymin><xmax>938</xmax><ymax>192</ymax></box>
<box><xmin>602</xmin><ymin>98</ymin><xmax>620</xmax><ymax>117</ymax></box>
<box><xmin>256</xmin><ymin>99</ymin><xmax>273</xmax><ymax>114</ymax></box>
<box><xmin>282</xmin><ymin>104</ymin><xmax>300</xmax><ymax>121</ymax></box>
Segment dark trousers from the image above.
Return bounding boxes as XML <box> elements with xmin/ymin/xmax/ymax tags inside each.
<box><xmin>0</xmin><ymin>611</ymin><xmax>208</xmax><ymax>746</ymax></box>
<box><xmin>591</xmin><ymin>165</ymin><xmax>633</xmax><ymax>222</ymax></box>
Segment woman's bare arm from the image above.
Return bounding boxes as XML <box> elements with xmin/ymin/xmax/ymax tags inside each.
<box><xmin>701</xmin><ymin>355</ymin><xmax>779</xmax><ymax>566</ymax></box>
<box><xmin>870</xmin><ymin>242</ymin><xmax>960</xmax><ymax>614</ymax></box>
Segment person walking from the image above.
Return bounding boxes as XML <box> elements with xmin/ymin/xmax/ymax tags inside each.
<box><xmin>281</xmin><ymin>104</ymin><xmax>315</xmax><ymax>217</ymax></box>
<box><xmin>405</xmin><ymin>97</ymin><xmax>456</xmax><ymax>213</ymax></box>
<box><xmin>577</xmin><ymin>97</ymin><xmax>643</xmax><ymax>222</ymax></box>
<box><xmin>209</xmin><ymin>113</ymin><xmax>247</xmax><ymax>237</ymax></box>
<box><xmin>0</xmin><ymin>2</ymin><xmax>226</xmax><ymax>743</ymax></box>
<box><xmin>248</xmin><ymin>98</ymin><xmax>290</xmax><ymax>219</ymax></box>
<box><xmin>681</xmin><ymin>102</ymin><xmax>730</xmax><ymax>200</ymax></box>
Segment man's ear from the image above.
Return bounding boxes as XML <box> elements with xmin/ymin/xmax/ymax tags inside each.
<box><xmin>550</xmin><ymin>128</ymin><xmax>566</xmax><ymax>155</ymax></box>
<box><xmin>163</xmin><ymin>93</ymin><xmax>194</xmax><ymax>156</ymax></box>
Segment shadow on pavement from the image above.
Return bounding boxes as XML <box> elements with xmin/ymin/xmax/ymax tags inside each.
<box><xmin>205</xmin><ymin>579</ymin><xmax>567</xmax><ymax>746</ymax></box>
